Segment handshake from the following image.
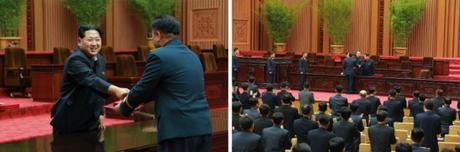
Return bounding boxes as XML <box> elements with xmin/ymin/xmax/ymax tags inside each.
<box><xmin>109</xmin><ymin>85</ymin><xmax>130</xmax><ymax>99</ymax></box>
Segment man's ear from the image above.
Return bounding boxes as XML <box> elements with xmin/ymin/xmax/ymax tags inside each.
<box><xmin>77</xmin><ymin>37</ymin><xmax>82</xmax><ymax>47</ymax></box>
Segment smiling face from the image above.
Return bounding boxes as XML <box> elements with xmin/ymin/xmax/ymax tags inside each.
<box><xmin>78</xmin><ymin>30</ymin><xmax>102</xmax><ymax>58</ymax></box>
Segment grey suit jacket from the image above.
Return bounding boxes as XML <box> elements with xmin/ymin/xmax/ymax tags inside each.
<box><xmin>262</xmin><ymin>126</ymin><xmax>292</xmax><ymax>152</ymax></box>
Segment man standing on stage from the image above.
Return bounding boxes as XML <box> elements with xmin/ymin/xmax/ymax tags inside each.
<box><xmin>233</xmin><ymin>48</ymin><xmax>240</xmax><ymax>81</ymax></box>
<box><xmin>342</xmin><ymin>52</ymin><xmax>359</xmax><ymax>94</ymax></box>
<box><xmin>299</xmin><ymin>52</ymin><xmax>308</xmax><ymax>90</ymax></box>
<box><xmin>267</xmin><ymin>52</ymin><xmax>276</xmax><ymax>83</ymax></box>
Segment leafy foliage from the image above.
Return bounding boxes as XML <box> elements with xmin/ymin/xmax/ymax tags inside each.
<box><xmin>261</xmin><ymin>0</ymin><xmax>307</xmax><ymax>43</ymax></box>
<box><xmin>62</xmin><ymin>0</ymin><xmax>108</xmax><ymax>25</ymax></box>
<box><xmin>319</xmin><ymin>0</ymin><xmax>352</xmax><ymax>45</ymax></box>
<box><xmin>0</xmin><ymin>0</ymin><xmax>26</xmax><ymax>36</ymax></box>
<box><xmin>390</xmin><ymin>0</ymin><xmax>426</xmax><ymax>47</ymax></box>
<box><xmin>129</xmin><ymin>0</ymin><xmax>177</xmax><ymax>33</ymax></box>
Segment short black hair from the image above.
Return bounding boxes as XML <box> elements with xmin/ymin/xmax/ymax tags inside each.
<box><xmin>394</xmin><ymin>86</ymin><xmax>401</xmax><ymax>93</ymax></box>
<box><xmin>377</xmin><ymin>105</ymin><xmax>388</xmax><ymax>112</ymax></box>
<box><xmin>266</xmin><ymin>84</ymin><xmax>274</xmax><ymax>91</ymax></box>
<box><xmin>395</xmin><ymin>143</ymin><xmax>411</xmax><ymax>152</ymax></box>
<box><xmin>350</xmin><ymin>102</ymin><xmax>359</xmax><ymax>113</ymax></box>
<box><xmin>232</xmin><ymin>102</ymin><xmax>242</xmax><ymax>113</ymax></box>
<box><xmin>272</xmin><ymin>112</ymin><xmax>284</xmax><ymax>125</ymax></box>
<box><xmin>259</xmin><ymin>104</ymin><xmax>270</xmax><ymax>116</ymax></box>
<box><xmin>419</xmin><ymin>93</ymin><xmax>426</xmax><ymax>101</ymax></box>
<box><xmin>282</xmin><ymin>94</ymin><xmax>293</xmax><ymax>104</ymax></box>
<box><xmin>292</xmin><ymin>143</ymin><xmax>311</xmax><ymax>152</ymax></box>
<box><xmin>445</xmin><ymin>97</ymin><xmax>452</xmax><ymax>105</ymax></box>
<box><xmin>436</xmin><ymin>89</ymin><xmax>444</xmax><ymax>96</ymax></box>
<box><xmin>248</xmin><ymin>76</ymin><xmax>256</xmax><ymax>83</ymax></box>
<box><xmin>233</xmin><ymin>48</ymin><xmax>239</xmax><ymax>52</ymax></box>
<box><xmin>241</xmin><ymin>83</ymin><xmax>249</xmax><ymax>90</ymax></box>
<box><xmin>281</xmin><ymin>82</ymin><xmax>289</xmax><ymax>88</ymax></box>
<box><xmin>413</xmin><ymin>90</ymin><xmax>420</xmax><ymax>98</ymax></box>
<box><xmin>329</xmin><ymin>137</ymin><xmax>345</xmax><ymax>152</ymax></box>
<box><xmin>424</xmin><ymin>99</ymin><xmax>434</xmax><ymax>110</ymax></box>
<box><xmin>411</xmin><ymin>128</ymin><xmax>424</xmax><ymax>143</ymax></box>
<box><xmin>249</xmin><ymin>97</ymin><xmax>258</xmax><ymax>107</ymax></box>
<box><xmin>151</xmin><ymin>15</ymin><xmax>180</xmax><ymax>35</ymax></box>
<box><xmin>389</xmin><ymin>89</ymin><xmax>397</xmax><ymax>97</ymax></box>
<box><xmin>376</xmin><ymin>111</ymin><xmax>388</xmax><ymax>122</ymax></box>
<box><xmin>318</xmin><ymin>102</ymin><xmax>327</xmax><ymax>112</ymax></box>
<box><xmin>301</xmin><ymin>105</ymin><xmax>312</xmax><ymax>115</ymax></box>
<box><xmin>78</xmin><ymin>24</ymin><xmax>102</xmax><ymax>39</ymax></box>
<box><xmin>335</xmin><ymin>85</ymin><xmax>343</xmax><ymax>93</ymax></box>
<box><xmin>368</xmin><ymin>86</ymin><xmax>376</xmax><ymax>94</ymax></box>
<box><xmin>239</xmin><ymin>116</ymin><xmax>253</xmax><ymax>130</ymax></box>
<box><xmin>340</xmin><ymin>107</ymin><xmax>352</xmax><ymax>120</ymax></box>
<box><xmin>318</xmin><ymin>114</ymin><xmax>331</xmax><ymax>126</ymax></box>
<box><xmin>303</xmin><ymin>82</ymin><xmax>310</xmax><ymax>89</ymax></box>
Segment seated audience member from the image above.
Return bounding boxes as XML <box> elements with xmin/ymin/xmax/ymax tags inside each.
<box><xmin>350</xmin><ymin>103</ymin><xmax>365</xmax><ymax>131</ymax></box>
<box><xmin>315</xmin><ymin>102</ymin><xmax>334</xmax><ymax>131</ymax></box>
<box><xmin>232</xmin><ymin>102</ymin><xmax>243</xmax><ymax>132</ymax></box>
<box><xmin>384</xmin><ymin>89</ymin><xmax>404</xmax><ymax>122</ymax></box>
<box><xmin>254</xmin><ymin>104</ymin><xmax>273</xmax><ymax>135</ymax></box>
<box><xmin>248</xmin><ymin>76</ymin><xmax>260</xmax><ymax>97</ymax></box>
<box><xmin>396</xmin><ymin>143</ymin><xmax>412</xmax><ymax>152</ymax></box>
<box><xmin>333</xmin><ymin>107</ymin><xmax>360</xmax><ymax>152</ymax></box>
<box><xmin>262</xmin><ymin>112</ymin><xmax>292</xmax><ymax>152</ymax></box>
<box><xmin>276</xmin><ymin>82</ymin><xmax>295</xmax><ymax>106</ymax></box>
<box><xmin>329</xmin><ymin>85</ymin><xmax>348</xmax><ymax>118</ymax></box>
<box><xmin>394</xmin><ymin>86</ymin><xmax>408</xmax><ymax>108</ymax></box>
<box><xmin>243</xmin><ymin>97</ymin><xmax>261</xmax><ymax>119</ymax></box>
<box><xmin>308</xmin><ymin>115</ymin><xmax>336</xmax><ymax>152</ymax></box>
<box><xmin>232</xmin><ymin>116</ymin><xmax>264</xmax><ymax>152</ymax></box>
<box><xmin>275</xmin><ymin>94</ymin><xmax>300</xmax><ymax>138</ymax></box>
<box><xmin>351</xmin><ymin>90</ymin><xmax>371</xmax><ymax>124</ymax></box>
<box><xmin>369</xmin><ymin>105</ymin><xmax>394</xmax><ymax>127</ymax></box>
<box><xmin>411</xmin><ymin>128</ymin><xmax>430</xmax><ymax>152</ymax></box>
<box><xmin>299</xmin><ymin>82</ymin><xmax>315</xmax><ymax>110</ymax></box>
<box><xmin>409</xmin><ymin>91</ymin><xmax>424</xmax><ymax>118</ymax></box>
<box><xmin>329</xmin><ymin>137</ymin><xmax>346</xmax><ymax>152</ymax></box>
<box><xmin>293</xmin><ymin>105</ymin><xmax>318</xmax><ymax>144</ymax></box>
<box><xmin>262</xmin><ymin>84</ymin><xmax>277</xmax><ymax>112</ymax></box>
<box><xmin>437</xmin><ymin>97</ymin><xmax>457</xmax><ymax>137</ymax></box>
<box><xmin>239</xmin><ymin>82</ymin><xmax>252</xmax><ymax>110</ymax></box>
<box><xmin>367</xmin><ymin>86</ymin><xmax>381</xmax><ymax>117</ymax></box>
<box><xmin>368</xmin><ymin>111</ymin><xmax>397</xmax><ymax>152</ymax></box>
<box><xmin>292</xmin><ymin>143</ymin><xmax>312</xmax><ymax>152</ymax></box>
<box><xmin>415</xmin><ymin>100</ymin><xmax>441</xmax><ymax>152</ymax></box>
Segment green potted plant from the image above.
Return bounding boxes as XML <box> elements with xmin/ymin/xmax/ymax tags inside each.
<box><xmin>0</xmin><ymin>0</ymin><xmax>26</xmax><ymax>50</ymax></box>
<box><xmin>62</xmin><ymin>0</ymin><xmax>108</xmax><ymax>25</ymax></box>
<box><xmin>319</xmin><ymin>0</ymin><xmax>352</xmax><ymax>54</ymax></box>
<box><xmin>390</xmin><ymin>0</ymin><xmax>426</xmax><ymax>56</ymax></box>
<box><xmin>129</xmin><ymin>0</ymin><xmax>177</xmax><ymax>49</ymax></box>
<box><xmin>260</xmin><ymin>0</ymin><xmax>306</xmax><ymax>53</ymax></box>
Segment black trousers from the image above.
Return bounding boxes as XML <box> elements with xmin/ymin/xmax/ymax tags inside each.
<box><xmin>51</xmin><ymin>130</ymin><xmax>104</xmax><ymax>152</ymax></box>
<box><xmin>158</xmin><ymin>134</ymin><xmax>212</xmax><ymax>152</ymax></box>
<box><xmin>345</xmin><ymin>74</ymin><xmax>355</xmax><ymax>93</ymax></box>
<box><xmin>267</xmin><ymin>73</ymin><xmax>274</xmax><ymax>83</ymax></box>
<box><xmin>232</xmin><ymin>70</ymin><xmax>238</xmax><ymax>81</ymax></box>
<box><xmin>299</xmin><ymin>74</ymin><xmax>307</xmax><ymax>90</ymax></box>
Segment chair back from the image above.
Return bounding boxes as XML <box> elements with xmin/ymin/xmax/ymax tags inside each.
<box><xmin>136</xmin><ymin>45</ymin><xmax>151</xmax><ymax>61</ymax></box>
<box><xmin>53</xmin><ymin>47</ymin><xmax>70</xmax><ymax>64</ymax></box>
<box><xmin>100</xmin><ymin>46</ymin><xmax>115</xmax><ymax>63</ymax></box>
<box><xmin>213</xmin><ymin>44</ymin><xmax>227</xmax><ymax>58</ymax></box>
<box><xmin>115</xmin><ymin>55</ymin><xmax>137</xmax><ymax>77</ymax></box>
<box><xmin>201</xmin><ymin>52</ymin><xmax>218</xmax><ymax>72</ymax></box>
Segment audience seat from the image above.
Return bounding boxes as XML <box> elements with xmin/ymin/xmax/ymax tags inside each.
<box><xmin>399</xmin><ymin>56</ymin><xmax>409</xmax><ymax>62</ymax></box>
<box><xmin>201</xmin><ymin>52</ymin><xmax>218</xmax><ymax>72</ymax></box>
<box><xmin>213</xmin><ymin>44</ymin><xmax>227</xmax><ymax>59</ymax></box>
<box><xmin>115</xmin><ymin>55</ymin><xmax>137</xmax><ymax>77</ymax></box>
<box><xmin>360</xmin><ymin>133</ymin><xmax>368</xmax><ymax>143</ymax></box>
<box><xmin>190</xmin><ymin>45</ymin><xmax>201</xmax><ymax>57</ymax></box>
<box><xmin>403</xmin><ymin>116</ymin><xmax>414</xmax><ymax>122</ymax></box>
<box><xmin>453</xmin><ymin>121</ymin><xmax>460</xmax><ymax>125</ymax></box>
<box><xmin>394</xmin><ymin>129</ymin><xmax>409</xmax><ymax>142</ymax></box>
<box><xmin>449</xmin><ymin>126</ymin><xmax>460</xmax><ymax>135</ymax></box>
<box><xmin>444</xmin><ymin>135</ymin><xmax>460</xmax><ymax>142</ymax></box>
<box><xmin>291</xmin><ymin>138</ymin><xmax>297</xmax><ymax>146</ymax></box>
<box><xmin>438</xmin><ymin>142</ymin><xmax>458</xmax><ymax>151</ymax></box>
<box><xmin>394</xmin><ymin>122</ymin><xmax>414</xmax><ymax>131</ymax></box>
<box><xmin>4</xmin><ymin>47</ymin><xmax>31</xmax><ymax>97</ymax></box>
<box><xmin>136</xmin><ymin>45</ymin><xmax>151</xmax><ymax>61</ymax></box>
<box><xmin>100</xmin><ymin>46</ymin><xmax>115</xmax><ymax>63</ymax></box>
<box><xmin>52</xmin><ymin>47</ymin><xmax>70</xmax><ymax>64</ymax></box>
<box><xmin>359</xmin><ymin>143</ymin><xmax>371</xmax><ymax>152</ymax></box>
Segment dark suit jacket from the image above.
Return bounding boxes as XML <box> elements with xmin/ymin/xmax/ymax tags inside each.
<box><xmin>293</xmin><ymin>117</ymin><xmax>318</xmax><ymax>144</ymax></box>
<box><xmin>415</xmin><ymin>111</ymin><xmax>441</xmax><ymax>152</ymax></box>
<box><xmin>362</xmin><ymin>59</ymin><xmax>375</xmax><ymax>76</ymax></box>
<box><xmin>262</xmin><ymin>91</ymin><xmax>277</xmax><ymax>111</ymax></box>
<box><xmin>329</xmin><ymin>94</ymin><xmax>348</xmax><ymax>117</ymax></box>
<box><xmin>351</xmin><ymin>114</ymin><xmax>365</xmax><ymax>131</ymax></box>
<box><xmin>254</xmin><ymin>117</ymin><xmax>273</xmax><ymax>135</ymax></box>
<box><xmin>437</xmin><ymin>106</ymin><xmax>456</xmax><ymax>135</ymax></box>
<box><xmin>119</xmin><ymin>38</ymin><xmax>212</xmax><ymax>142</ymax></box>
<box><xmin>383</xmin><ymin>99</ymin><xmax>404</xmax><ymax>122</ymax></box>
<box><xmin>367</xmin><ymin>95</ymin><xmax>381</xmax><ymax>116</ymax></box>
<box><xmin>315</xmin><ymin>112</ymin><xmax>334</xmax><ymax>131</ymax></box>
<box><xmin>275</xmin><ymin>105</ymin><xmax>300</xmax><ymax>137</ymax></box>
<box><xmin>369</xmin><ymin>116</ymin><xmax>394</xmax><ymax>128</ymax></box>
<box><xmin>267</xmin><ymin>57</ymin><xmax>275</xmax><ymax>74</ymax></box>
<box><xmin>308</xmin><ymin>128</ymin><xmax>336</xmax><ymax>152</ymax></box>
<box><xmin>343</xmin><ymin>57</ymin><xmax>358</xmax><ymax>76</ymax></box>
<box><xmin>276</xmin><ymin>90</ymin><xmax>295</xmax><ymax>106</ymax></box>
<box><xmin>233</xmin><ymin>113</ymin><xmax>242</xmax><ymax>132</ymax></box>
<box><xmin>243</xmin><ymin>108</ymin><xmax>261</xmax><ymax>120</ymax></box>
<box><xmin>299</xmin><ymin>57</ymin><xmax>308</xmax><ymax>74</ymax></box>
<box><xmin>51</xmin><ymin>48</ymin><xmax>110</xmax><ymax>134</ymax></box>
<box><xmin>232</xmin><ymin>131</ymin><xmax>264</xmax><ymax>152</ymax></box>
<box><xmin>232</xmin><ymin>55</ymin><xmax>239</xmax><ymax>72</ymax></box>
<box><xmin>249</xmin><ymin>83</ymin><xmax>260</xmax><ymax>97</ymax></box>
<box><xmin>262</xmin><ymin>125</ymin><xmax>292</xmax><ymax>152</ymax></box>
<box><xmin>333</xmin><ymin>120</ymin><xmax>360</xmax><ymax>152</ymax></box>
<box><xmin>412</xmin><ymin>144</ymin><xmax>430</xmax><ymax>152</ymax></box>
<box><xmin>352</xmin><ymin>98</ymin><xmax>371</xmax><ymax>120</ymax></box>
<box><xmin>396</xmin><ymin>95</ymin><xmax>407</xmax><ymax>108</ymax></box>
<box><xmin>432</xmin><ymin>96</ymin><xmax>445</xmax><ymax>114</ymax></box>
<box><xmin>239</xmin><ymin>92</ymin><xmax>252</xmax><ymax>110</ymax></box>
<box><xmin>368</xmin><ymin>124</ymin><xmax>397</xmax><ymax>152</ymax></box>
<box><xmin>409</xmin><ymin>98</ymin><xmax>424</xmax><ymax>117</ymax></box>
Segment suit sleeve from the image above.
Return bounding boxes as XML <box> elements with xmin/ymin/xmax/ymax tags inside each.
<box><xmin>256</xmin><ymin>138</ymin><xmax>265</xmax><ymax>152</ymax></box>
<box><xmin>390</xmin><ymin>129</ymin><xmax>397</xmax><ymax>144</ymax></box>
<box><xmin>120</xmin><ymin>54</ymin><xmax>162</xmax><ymax>116</ymax></box>
<box><xmin>283</xmin><ymin>132</ymin><xmax>292</xmax><ymax>150</ymax></box>
<box><xmin>67</xmin><ymin>58</ymin><xmax>111</xmax><ymax>96</ymax></box>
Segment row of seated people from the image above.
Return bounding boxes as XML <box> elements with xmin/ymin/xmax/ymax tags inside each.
<box><xmin>232</xmin><ymin>81</ymin><xmax>460</xmax><ymax>152</ymax></box>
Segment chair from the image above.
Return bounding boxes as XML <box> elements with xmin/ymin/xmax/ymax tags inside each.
<box><xmin>370</xmin><ymin>55</ymin><xmax>380</xmax><ymax>63</ymax></box>
<box><xmin>444</xmin><ymin>135</ymin><xmax>460</xmax><ymax>142</ymax></box>
<box><xmin>52</xmin><ymin>47</ymin><xmax>70</xmax><ymax>64</ymax></box>
<box><xmin>190</xmin><ymin>45</ymin><xmax>201</xmax><ymax>57</ymax></box>
<box><xmin>115</xmin><ymin>55</ymin><xmax>137</xmax><ymax>77</ymax></box>
<box><xmin>136</xmin><ymin>45</ymin><xmax>151</xmax><ymax>61</ymax></box>
<box><xmin>100</xmin><ymin>46</ymin><xmax>115</xmax><ymax>63</ymax></box>
<box><xmin>201</xmin><ymin>52</ymin><xmax>218</xmax><ymax>72</ymax></box>
<box><xmin>359</xmin><ymin>143</ymin><xmax>371</xmax><ymax>152</ymax></box>
<box><xmin>360</xmin><ymin>133</ymin><xmax>368</xmax><ymax>143</ymax></box>
<box><xmin>212</xmin><ymin>44</ymin><xmax>227</xmax><ymax>59</ymax></box>
<box><xmin>376</xmin><ymin>61</ymin><xmax>388</xmax><ymax>69</ymax></box>
<box><xmin>403</xmin><ymin>116</ymin><xmax>414</xmax><ymax>122</ymax></box>
<box><xmin>324</xmin><ymin>56</ymin><xmax>335</xmax><ymax>66</ymax></box>
<box><xmin>394</xmin><ymin>129</ymin><xmax>409</xmax><ymax>142</ymax></box>
<box><xmin>400</xmin><ymin>61</ymin><xmax>412</xmax><ymax>70</ymax></box>
<box><xmin>438</xmin><ymin>142</ymin><xmax>458</xmax><ymax>151</ymax></box>
<box><xmin>291</xmin><ymin>138</ymin><xmax>297</xmax><ymax>145</ymax></box>
<box><xmin>394</xmin><ymin>122</ymin><xmax>414</xmax><ymax>131</ymax></box>
<box><xmin>449</xmin><ymin>126</ymin><xmax>460</xmax><ymax>135</ymax></box>
<box><xmin>399</xmin><ymin>56</ymin><xmax>409</xmax><ymax>62</ymax></box>
<box><xmin>307</xmin><ymin>52</ymin><xmax>317</xmax><ymax>65</ymax></box>
<box><xmin>454</xmin><ymin>121</ymin><xmax>460</xmax><ymax>125</ymax></box>
<box><xmin>4</xmin><ymin>47</ymin><xmax>31</xmax><ymax>97</ymax></box>
<box><xmin>419</xmin><ymin>57</ymin><xmax>433</xmax><ymax>79</ymax></box>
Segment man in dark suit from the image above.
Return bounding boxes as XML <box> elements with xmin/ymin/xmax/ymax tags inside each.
<box><xmin>239</xmin><ymin>82</ymin><xmax>252</xmax><ymax>110</ymax></box>
<box><xmin>368</xmin><ymin>111</ymin><xmax>397</xmax><ymax>152</ymax></box>
<box><xmin>409</xmin><ymin>91</ymin><xmax>424</xmax><ymax>118</ymax></box>
<box><xmin>299</xmin><ymin>52</ymin><xmax>308</xmax><ymax>89</ymax></box>
<box><xmin>342</xmin><ymin>52</ymin><xmax>358</xmax><ymax>93</ymax></box>
<box><xmin>350</xmin><ymin>103</ymin><xmax>365</xmax><ymax>131</ymax></box>
<box><xmin>315</xmin><ymin>102</ymin><xmax>334</xmax><ymax>131</ymax></box>
<box><xmin>50</xmin><ymin>25</ymin><xmax>129</xmax><ymax>152</ymax></box>
<box><xmin>266</xmin><ymin>52</ymin><xmax>276</xmax><ymax>83</ymax></box>
<box><xmin>232</xmin><ymin>116</ymin><xmax>264</xmax><ymax>152</ymax></box>
<box><xmin>394</xmin><ymin>86</ymin><xmax>407</xmax><ymax>108</ymax></box>
<box><xmin>332</xmin><ymin>107</ymin><xmax>360</xmax><ymax>152</ymax></box>
<box><xmin>367</xmin><ymin>86</ymin><xmax>381</xmax><ymax>117</ymax></box>
<box><xmin>299</xmin><ymin>82</ymin><xmax>315</xmax><ymax>111</ymax></box>
<box><xmin>383</xmin><ymin>89</ymin><xmax>404</xmax><ymax>122</ymax></box>
<box><xmin>329</xmin><ymin>137</ymin><xmax>346</xmax><ymax>152</ymax></box>
<box><xmin>233</xmin><ymin>102</ymin><xmax>243</xmax><ymax>132</ymax></box>
<box><xmin>437</xmin><ymin>98</ymin><xmax>457</xmax><ymax>137</ymax></box>
<box><xmin>262</xmin><ymin>84</ymin><xmax>277</xmax><ymax>112</ymax></box>
<box><xmin>292</xmin><ymin>143</ymin><xmax>312</xmax><ymax>152</ymax></box>
<box><xmin>369</xmin><ymin>105</ymin><xmax>394</xmax><ymax>127</ymax></box>
<box><xmin>248</xmin><ymin>76</ymin><xmax>260</xmax><ymax>98</ymax></box>
<box><xmin>262</xmin><ymin>112</ymin><xmax>292</xmax><ymax>152</ymax></box>
<box><xmin>415</xmin><ymin>100</ymin><xmax>441</xmax><ymax>152</ymax></box>
<box><xmin>308</xmin><ymin>114</ymin><xmax>336</xmax><ymax>152</ymax></box>
<box><xmin>275</xmin><ymin>94</ymin><xmax>300</xmax><ymax>138</ymax></box>
<box><xmin>243</xmin><ymin>97</ymin><xmax>261</xmax><ymax>120</ymax></box>
<box><xmin>293</xmin><ymin>105</ymin><xmax>318</xmax><ymax>144</ymax></box>
<box><xmin>361</xmin><ymin>53</ymin><xmax>375</xmax><ymax>76</ymax></box>
<box><xmin>411</xmin><ymin>128</ymin><xmax>431</xmax><ymax>152</ymax></box>
<box><xmin>396</xmin><ymin>143</ymin><xmax>412</xmax><ymax>152</ymax></box>
<box><xmin>329</xmin><ymin>85</ymin><xmax>348</xmax><ymax>118</ymax></box>
<box><xmin>432</xmin><ymin>89</ymin><xmax>446</xmax><ymax>114</ymax></box>
<box><xmin>276</xmin><ymin>82</ymin><xmax>295</xmax><ymax>107</ymax></box>
<box><xmin>233</xmin><ymin>48</ymin><xmax>240</xmax><ymax>81</ymax></box>
<box><xmin>352</xmin><ymin>90</ymin><xmax>372</xmax><ymax>123</ymax></box>
<box><xmin>254</xmin><ymin>104</ymin><xmax>273</xmax><ymax>135</ymax></box>
<box><xmin>116</xmin><ymin>15</ymin><xmax>212</xmax><ymax>152</ymax></box>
